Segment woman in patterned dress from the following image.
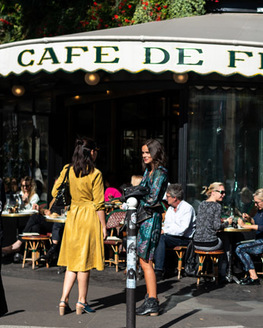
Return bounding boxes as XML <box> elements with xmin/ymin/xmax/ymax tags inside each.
<box><xmin>136</xmin><ymin>139</ymin><xmax>168</xmax><ymax>316</ymax></box>
<box><xmin>53</xmin><ymin>137</ymin><xmax>107</xmax><ymax>316</ymax></box>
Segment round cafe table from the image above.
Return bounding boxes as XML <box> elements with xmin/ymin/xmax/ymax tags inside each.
<box><xmin>224</xmin><ymin>227</ymin><xmax>253</xmax><ymax>232</ymax></box>
<box><xmin>1</xmin><ymin>212</ymin><xmax>35</xmax><ymax>218</ymax></box>
<box><xmin>45</xmin><ymin>215</ymin><xmax>66</xmax><ymax>223</ymax></box>
<box><xmin>1</xmin><ymin>211</ymin><xmax>37</xmax><ymax>241</ymax></box>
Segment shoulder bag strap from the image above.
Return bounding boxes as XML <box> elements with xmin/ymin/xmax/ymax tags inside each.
<box><xmin>57</xmin><ymin>165</ymin><xmax>71</xmax><ymax>190</ymax></box>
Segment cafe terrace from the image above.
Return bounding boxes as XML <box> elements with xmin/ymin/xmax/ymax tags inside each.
<box><xmin>0</xmin><ymin>13</ymin><xmax>263</xmax><ymax>208</ymax></box>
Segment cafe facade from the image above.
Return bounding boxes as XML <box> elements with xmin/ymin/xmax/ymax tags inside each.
<box><xmin>0</xmin><ymin>12</ymin><xmax>263</xmax><ymax>210</ymax></box>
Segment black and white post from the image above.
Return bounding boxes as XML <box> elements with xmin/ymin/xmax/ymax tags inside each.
<box><xmin>126</xmin><ymin>197</ymin><xmax>138</xmax><ymax>328</ymax></box>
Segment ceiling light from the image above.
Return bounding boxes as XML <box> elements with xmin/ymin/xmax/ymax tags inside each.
<box><xmin>173</xmin><ymin>73</ymin><xmax>188</xmax><ymax>84</ymax></box>
<box><xmin>84</xmin><ymin>73</ymin><xmax>100</xmax><ymax>86</ymax></box>
<box><xmin>12</xmin><ymin>85</ymin><xmax>25</xmax><ymax>96</ymax></box>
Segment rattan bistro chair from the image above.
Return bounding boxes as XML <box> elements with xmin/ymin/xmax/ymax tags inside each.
<box><xmin>195</xmin><ymin>249</ymin><xmax>225</xmax><ymax>285</ymax></box>
<box><xmin>104</xmin><ymin>209</ymin><xmax>126</xmax><ymax>272</ymax></box>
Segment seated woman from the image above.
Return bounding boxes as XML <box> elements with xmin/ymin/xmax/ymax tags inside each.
<box><xmin>19</xmin><ymin>176</ymin><xmax>39</xmax><ymax>210</ymax></box>
<box><xmin>235</xmin><ymin>188</ymin><xmax>263</xmax><ymax>285</ymax></box>
<box><xmin>104</xmin><ymin>173</ymin><xmax>122</xmax><ymax>202</ymax></box>
<box><xmin>193</xmin><ymin>182</ymin><xmax>232</xmax><ymax>280</ymax></box>
<box><xmin>2</xmin><ymin>198</ymin><xmax>64</xmax><ymax>256</ymax></box>
<box><xmin>4</xmin><ymin>177</ymin><xmax>19</xmax><ymax>207</ymax></box>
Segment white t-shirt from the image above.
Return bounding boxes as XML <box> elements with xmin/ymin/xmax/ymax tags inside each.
<box><xmin>19</xmin><ymin>191</ymin><xmax>40</xmax><ymax>210</ymax></box>
<box><xmin>163</xmin><ymin>200</ymin><xmax>196</xmax><ymax>238</ymax></box>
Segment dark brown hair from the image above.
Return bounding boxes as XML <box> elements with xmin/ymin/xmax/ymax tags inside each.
<box><xmin>71</xmin><ymin>136</ymin><xmax>98</xmax><ymax>177</ymax></box>
<box><xmin>142</xmin><ymin>139</ymin><xmax>167</xmax><ymax>171</ymax></box>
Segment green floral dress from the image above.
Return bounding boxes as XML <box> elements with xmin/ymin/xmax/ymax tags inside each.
<box><xmin>137</xmin><ymin>166</ymin><xmax>168</xmax><ymax>261</ymax></box>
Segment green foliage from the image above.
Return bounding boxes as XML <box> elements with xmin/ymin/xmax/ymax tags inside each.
<box><xmin>133</xmin><ymin>0</ymin><xmax>205</xmax><ymax>23</ymax></box>
<box><xmin>0</xmin><ymin>0</ymin><xmax>206</xmax><ymax>43</ymax></box>
<box><xmin>169</xmin><ymin>0</ymin><xmax>206</xmax><ymax>18</ymax></box>
<box><xmin>112</xmin><ymin>0</ymin><xmax>139</xmax><ymax>27</ymax></box>
<box><xmin>84</xmin><ymin>0</ymin><xmax>138</xmax><ymax>30</ymax></box>
<box><xmin>0</xmin><ymin>2</ymin><xmax>23</xmax><ymax>43</ymax></box>
<box><xmin>133</xmin><ymin>0</ymin><xmax>171</xmax><ymax>23</ymax></box>
<box><xmin>83</xmin><ymin>1</ymin><xmax>116</xmax><ymax>30</ymax></box>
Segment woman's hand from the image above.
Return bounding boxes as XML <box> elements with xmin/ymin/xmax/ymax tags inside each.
<box><xmin>242</xmin><ymin>213</ymin><xmax>251</xmax><ymax>222</ymax></box>
<box><xmin>97</xmin><ymin>210</ymin><xmax>107</xmax><ymax>240</ymax></box>
<box><xmin>32</xmin><ymin>203</ymin><xmax>39</xmax><ymax>211</ymax></box>
<box><xmin>44</xmin><ymin>209</ymin><xmax>51</xmax><ymax>216</ymax></box>
<box><xmin>102</xmin><ymin>226</ymin><xmax>107</xmax><ymax>240</ymax></box>
<box><xmin>238</xmin><ymin>218</ymin><xmax>245</xmax><ymax>228</ymax></box>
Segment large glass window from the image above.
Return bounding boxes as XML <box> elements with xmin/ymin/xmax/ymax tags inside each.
<box><xmin>0</xmin><ymin>105</ymin><xmax>49</xmax><ymax>200</ymax></box>
<box><xmin>118</xmin><ymin>92</ymin><xmax>179</xmax><ymax>183</ymax></box>
<box><xmin>187</xmin><ymin>86</ymin><xmax>263</xmax><ymax>215</ymax></box>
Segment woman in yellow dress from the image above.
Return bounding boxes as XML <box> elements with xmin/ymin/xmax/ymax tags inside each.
<box><xmin>52</xmin><ymin>137</ymin><xmax>107</xmax><ymax>315</ymax></box>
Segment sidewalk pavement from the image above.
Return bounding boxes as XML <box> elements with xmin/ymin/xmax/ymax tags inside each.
<box><xmin>1</xmin><ymin>260</ymin><xmax>263</xmax><ymax>328</ymax></box>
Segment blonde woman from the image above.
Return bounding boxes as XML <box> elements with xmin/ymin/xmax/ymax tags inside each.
<box><xmin>193</xmin><ymin>182</ymin><xmax>232</xmax><ymax>251</ymax></box>
<box><xmin>193</xmin><ymin>182</ymin><xmax>232</xmax><ymax>282</ymax></box>
<box><xmin>236</xmin><ymin>188</ymin><xmax>263</xmax><ymax>285</ymax></box>
<box><xmin>19</xmin><ymin>176</ymin><xmax>39</xmax><ymax>210</ymax></box>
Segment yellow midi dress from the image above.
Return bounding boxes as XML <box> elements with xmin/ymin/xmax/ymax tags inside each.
<box><xmin>52</xmin><ymin>164</ymin><xmax>105</xmax><ymax>272</ymax></box>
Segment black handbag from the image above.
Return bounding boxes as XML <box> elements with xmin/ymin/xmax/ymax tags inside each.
<box><xmin>120</xmin><ymin>185</ymin><xmax>149</xmax><ymax>202</ymax></box>
<box><xmin>53</xmin><ymin>165</ymin><xmax>71</xmax><ymax>207</ymax></box>
<box><xmin>136</xmin><ymin>203</ymin><xmax>162</xmax><ymax>225</ymax></box>
<box><xmin>137</xmin><ymin>204</ymin><xmax>153</xmax><ymax>224</ymax></box>
<box><xmin>184</xmin><ymin>240</ymin><xmax>199</xmax><ymax>277</ymax></box>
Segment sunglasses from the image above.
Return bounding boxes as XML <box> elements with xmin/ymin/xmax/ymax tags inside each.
<box><xmin>215</xmin><ymin>190</ymin><xmax>226</xmax><ymax>195</ymax></box>
<box><xmin>22</xmin><ymin>184</ymin><xmax>30</xmax><ymax>188</ymax></box>
<box><xmin>254</xmin><ymin>200</ymin><xmax>262</xmax><ymax>206</ymax></box>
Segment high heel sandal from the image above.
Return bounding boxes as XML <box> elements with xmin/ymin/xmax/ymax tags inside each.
<box><xmin>59</xmin><ymin>301</ymin><xmax>71</xmax><ymax>316</ymax></box>
<box><xmin>76</xmin><ymin>301</ymin><xmax>96</xmax><ymax>315</ymax></box>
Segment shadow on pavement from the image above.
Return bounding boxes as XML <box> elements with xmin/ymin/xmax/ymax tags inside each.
<box><xmin>159</xmin><ymin>309</ymin><xmax>201</xmax><ymax>328</ymax></box>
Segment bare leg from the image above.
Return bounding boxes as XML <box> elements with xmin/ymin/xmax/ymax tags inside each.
<box><xmin>77</xmin><ymin>271</ymin><xmax>90</xmax><ymax>304</ymax></box>
<box><xmin>60</xmin><ymin>270</ymin><xmax>77</xmax><ymax>303</ymax></box>
<box><xmin>140</xmin><ymin>258</ymin><xmax>157</xmax><ymax>299</ymax></box>
<box><xmin>249</xmin><ymin>269</ymin><xmax>258</xmax><ymax>280</ymax></box>
<box><xmin>2</xmin><ymin>240</ymin><xmax>22</xmax><ymax>254</ymax></box>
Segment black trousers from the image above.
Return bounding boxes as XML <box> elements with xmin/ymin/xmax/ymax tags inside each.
<box><xmin>21</xmin><ymin>214</ymin><xmax>64</xmax><ymax>242</ymax></box>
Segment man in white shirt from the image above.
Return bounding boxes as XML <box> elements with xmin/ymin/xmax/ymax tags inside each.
<box><xmin>154</xmin><ymin>183</ymin><xmax>196</xmax><ymax>279</ymax></box>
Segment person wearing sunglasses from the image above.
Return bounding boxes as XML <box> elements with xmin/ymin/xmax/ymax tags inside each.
<box><xmin>193</xmin><ymin>182</ymin><xmax>232</xmax><ymax>281</ymax></box>
<box><xmin>19</xmin><ymin>176</ymin><xmax>39</xmax><ymax>210</ymax></box>
<box><xmin>235</xmin><ymin>188</ymin><xmax>263</xmax><ymax>285</ymax></box>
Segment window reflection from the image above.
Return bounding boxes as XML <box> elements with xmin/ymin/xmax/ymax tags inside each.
<box><xmin>187</xmin><ymin>86</ymin><xmax>263</xmax><ymax>216</ymax></box>
<box><xmin>1</xmin><ymin>112</ymin><xmax>48</xmax><ymax>200</ymax></box>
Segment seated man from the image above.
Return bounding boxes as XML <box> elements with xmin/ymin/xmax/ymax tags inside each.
<box><xmin>2</xmin><ymin>198</ymin><xmax>64</xmax><ymax>261</ymax></box>
<box><xmin>154</xmin><ymin>183</ymin><xmax>196</xmax><ymax>279</ymax></box>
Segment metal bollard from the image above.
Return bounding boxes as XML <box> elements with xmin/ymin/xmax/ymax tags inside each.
<box><xmin>126</xmin><ymin>197</ymin><xmax>138</xmax><ymax>328</ymax></box>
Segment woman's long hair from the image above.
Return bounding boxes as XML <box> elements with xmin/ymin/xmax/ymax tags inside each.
<box><xmin>142</xmin><ymin>139</ymin><xmax>167</xmax><ymax>171</ymax></box>
<box><xmin>71</xmin><ymin>136</ymin><xmax>97</xmax><ymax>177</ymax></box>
